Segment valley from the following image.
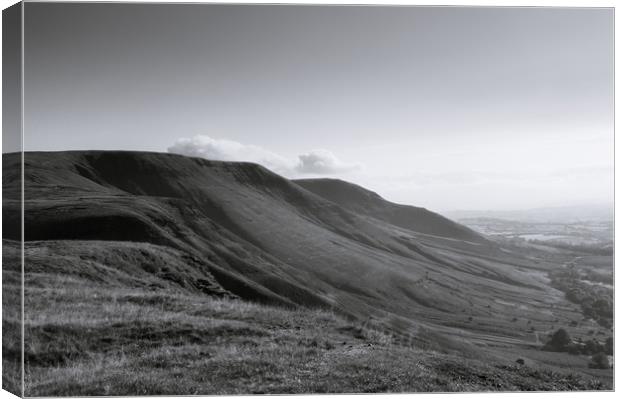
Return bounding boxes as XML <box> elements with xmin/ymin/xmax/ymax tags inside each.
<box><xmin>452</xmin><ymin>216</ymin><xmax>612</xmax><ymax>251</ymax></box>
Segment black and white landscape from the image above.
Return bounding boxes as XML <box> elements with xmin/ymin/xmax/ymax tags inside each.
<box><xmin>2</xmin><ymin>150</ymin><xmax>613</xmax><ymax>394</ymax></box>
<box><xmin>1</xmin><ymin>2</ymin><xmax>614</xmax><ymax>396</ymax></box>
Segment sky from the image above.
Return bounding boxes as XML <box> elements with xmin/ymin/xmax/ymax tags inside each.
<box><xmin>20</xmin><ymin>3</ymin><xmax>613</xmax><ymax>211</ymax></box>
<box><xmin>2</xmin><ymin>2</ymin><xmax>21</xmax><ymax>153</ymax></box>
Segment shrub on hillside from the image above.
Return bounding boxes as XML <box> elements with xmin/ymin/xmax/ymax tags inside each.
<box><xmin>542</xmin><ymin>329</ymin><xmax>571</xmax><ymax>352</ymax></box>
<box><xmin>583</xmin><ymin>339</ymin><xmax>605</xmax><ymax>355</ymax></box>
<box><xmin>597</xmin><ymin>317</ymin><xmax>612</xmax><ymax>329</ymax></box>
<box><xmin>588</xmin><ymin>352</ymin><xmax>610</xmax><ymax>369</ymax></box>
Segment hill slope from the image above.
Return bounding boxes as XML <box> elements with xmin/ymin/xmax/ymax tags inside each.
<box><xmin>294</xmin><ymin>178</ymin><xmax>485</xmax><ymax>244</ymax></box>
<box><xmin>3</xmin><ymin>150</ymin><xmax>609</xmax><ymax>393</ymax></box>
<box><xmin>3</xmin><ymin>152</ymin><xmax>568</xmax><ymax>323</ymax></box>
<box><xmin>0</xmin><ymin>242</ymin><xmax>602</xmax><ymax>395</ymax></box>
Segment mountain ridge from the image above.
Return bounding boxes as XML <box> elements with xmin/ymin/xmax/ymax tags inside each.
<box><xmin>3</xmin><ymin>150</ymin><xmax>577</xmax><ymax>348</ymax></box>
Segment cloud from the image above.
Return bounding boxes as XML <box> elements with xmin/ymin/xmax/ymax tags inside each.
<box><xmin>168</xmin><ymin>135</ymin><xmax>358</xmax><ymax>176</ymax></box>
<box><xmin>295</xmin><ymin>149</ymin><xmax>360</xmax><ymax>174</ymax></box>
<box><xmin>168</xmin><ymin>135</ymin><xmax>294</xmax><ymax>174</ymax></box>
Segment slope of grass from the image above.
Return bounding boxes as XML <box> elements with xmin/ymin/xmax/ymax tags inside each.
<box><xmin>18</xmin><ymin>272</ymin><xmax>608</xmax><ymax>396</ymax></box>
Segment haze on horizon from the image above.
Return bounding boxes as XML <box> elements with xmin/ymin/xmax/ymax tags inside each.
<box><xmin>17</xmin><ymin>3</ymin><xmax>613</xmax><ymax>212</ymax></box>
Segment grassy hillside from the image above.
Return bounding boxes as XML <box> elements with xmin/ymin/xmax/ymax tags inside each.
<box><xmin>3</xmin><ymin>152</ymin><xmax>565</xmax><ymax>325</ymax></box>
<box><xmin>294</xmin><ymin>178</ymin><xmax>485</xmax><ymax>244</ymax></box>
<box><xmin>1</xmin><ymin>151</ymin><xmax>613</xmax><ymax>393</ymax></box>
<box><xmin>3</xmin><ymin>244</ymin><xmax>607</xmax><ymax>395</ymax></box>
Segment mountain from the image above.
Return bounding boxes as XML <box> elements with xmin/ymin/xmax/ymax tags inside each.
<box><xmin>4</xmin><ymin>150</ymin><xmax>606</xmax><ymax>393</ymax></box>
<box><xmin>294</xmin><ymin>178</ymin><xmax>485</xmax><ymax>244</ymax></box>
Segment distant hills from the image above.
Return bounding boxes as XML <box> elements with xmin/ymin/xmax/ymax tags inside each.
<box><xmin>445</xmin><ymin>204</ymin><xmax>613</xmax><ymax>224</ymax></box>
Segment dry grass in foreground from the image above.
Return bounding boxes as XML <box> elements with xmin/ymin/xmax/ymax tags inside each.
<box><xmin>5</xmin><ymin>271</ymin><xmax>609</xmax><ymax>396</ymax></box>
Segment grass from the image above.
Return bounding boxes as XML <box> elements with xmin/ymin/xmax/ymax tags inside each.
<box><xmin>2</xmin><ymin>263</ymin><xmax>22</xmax><ymax>396</ymax></box>
<box><xmin>5</xmin><ymin>271</ymin><xmax>608</xmax><ymax>396</ymax></box>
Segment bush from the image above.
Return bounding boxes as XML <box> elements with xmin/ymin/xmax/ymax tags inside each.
<box><xmin>583</xmin><ymin>339</ymin><xmax>604</xmax><ymax>355</ymax></box>
<box><xmin>543</xmin><ymin>329</ymin><xmax>571</xmax><ymax>352</ymax></box>
<box><xmin>597</xmin><ymin>318</ymin><xmax>612</xmax><ymax>329</ymax></box>
<box><xmin>588</xmin><ymin>352</ymin><xmax>610</xmax><ymax>369</ymax></box>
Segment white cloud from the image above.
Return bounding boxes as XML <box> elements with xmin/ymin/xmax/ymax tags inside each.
<box><xmin>168</xmin><ymin>135</ymin><xmax>359</xmax><ymax>176</ymax></box>
<box><xmin>168</xmin><ymin>135</ymin><xmax>294</xmax><ymax>174</ymax></box>
<box><xmin>295</xmin><ymin>149</ymin><xmax>360</xmax><ymax>174</ymax></box>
